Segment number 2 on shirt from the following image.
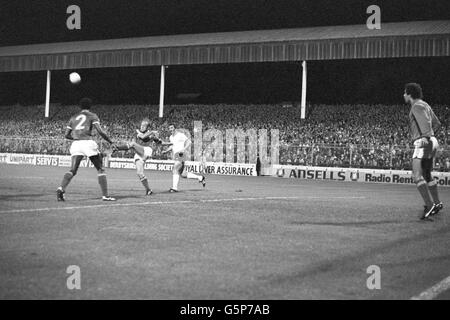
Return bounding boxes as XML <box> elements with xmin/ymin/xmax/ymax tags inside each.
<box><xmin>74</xmin><ymin>114</ymin><xmax>87</xmax><ymax>130</ymax></box>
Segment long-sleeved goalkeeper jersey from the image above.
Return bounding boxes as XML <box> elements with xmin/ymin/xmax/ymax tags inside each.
<box><xmin>409</xmin><ymin>99</ymin><xmax>441</xmax><ymax>142</ymax></box>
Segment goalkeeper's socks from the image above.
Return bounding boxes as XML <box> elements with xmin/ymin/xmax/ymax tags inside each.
<box><xmin>428</xmin><ymin>180</ymin><xmax>440</xmax><ymax>204</ymax></box>
<box><xmin>417</xmin><ymin>180</ymin><xmax>433</xmax><ymax>209</ymax></box>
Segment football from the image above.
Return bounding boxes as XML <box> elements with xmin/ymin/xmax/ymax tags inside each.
<box><xmin>69</xmin><ymin>72</ymin><xmax>81</xmax><ymax>84</ymax></box>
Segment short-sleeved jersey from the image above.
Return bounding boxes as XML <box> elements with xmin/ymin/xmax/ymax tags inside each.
<box><xmin>169</xmin><ymin>131</ymin><xmax>188</xmax><ymax>153</ymax></box>
<box><xmin>67</xmin><ymin>110</ymin><xmax>100</xmax><ymax>140</ymax></box>
<box><xmin>409</xmin><ymin>100</ymin><xmax>441</xmax><ymax>142</ymax></box>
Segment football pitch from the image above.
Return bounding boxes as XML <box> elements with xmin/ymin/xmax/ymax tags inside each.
<box><xmin>0</xmin><ymin>163</ymin><xmax>449</xmax><ymax>300</ymax></box>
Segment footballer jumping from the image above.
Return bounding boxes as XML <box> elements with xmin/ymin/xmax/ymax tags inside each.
<box><xmin>404</xmin><ymin>83</ymin><xmax>443</xmax><ymax>219</ymax></box>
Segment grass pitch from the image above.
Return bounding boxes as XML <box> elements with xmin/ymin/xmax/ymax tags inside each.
<box><xmin>0</xmin><ymin>164</ymin><xmax>449</xmax><ymax>299</ymax></box>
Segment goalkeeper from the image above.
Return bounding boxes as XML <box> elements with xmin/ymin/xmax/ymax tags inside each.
<box><xmin>404</xmin><ymin>83</ymin><xmax>443</xmax><ymax>219</ymax></box>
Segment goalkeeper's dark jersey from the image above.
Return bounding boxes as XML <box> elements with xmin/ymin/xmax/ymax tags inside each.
<box><xmin>409</xmin><ymin>100</ymin><xmax>441</xmax><ymax>142</ymax></box>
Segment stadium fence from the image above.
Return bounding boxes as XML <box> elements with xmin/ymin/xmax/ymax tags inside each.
<box><xmin>1</xmin><ymin>136</ymin><xmax>450</xmax><ymax>171</ymax></box>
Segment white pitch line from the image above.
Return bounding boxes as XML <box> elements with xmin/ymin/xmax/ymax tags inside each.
<box><xmin>0</xmin><ymin>200</ymin><xmax>195</xmax><ymax>214</ymax></box>
<box><xmin>411</xmin><ymin>276</ymin><xmax>450</xmax><ymax>300</ymax></box>
<box><xmin>266</xmin><ymin>196</ymin><xmax>366</xmax><ymax>200</ymax></box>
<box><xmin>0</xmin><ymin>176</ymin><xmax>169</xmax><ymax>182</ymax></box>
<box><xmin>0</xmin><ymin>195</ymin><xmax>365</xmax><ymax>215</ymax></box>
<box><xmin>0</xmin><ymin>176</ymin><xmax>49</xmax><ymax>180</ymax></box>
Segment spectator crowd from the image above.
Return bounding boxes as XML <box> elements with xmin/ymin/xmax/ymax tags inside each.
<box><xmin>0</xmin><ymin>103</ymin><xmax>449</xmax><ymax>171</ymax></box>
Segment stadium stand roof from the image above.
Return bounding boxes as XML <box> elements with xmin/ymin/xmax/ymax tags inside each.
<box><xmin>1</xmin><ymin>20</ymin><xmax>449</xmax><ymax>72</ymax></box>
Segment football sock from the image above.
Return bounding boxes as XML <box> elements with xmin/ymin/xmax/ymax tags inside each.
<box><xmin>60</xmin><ymin>172</ymin><xmax>74</xmax><ymax>191</ymax></box>
<box><xmin>417</xmin><ymin>180</ymin><xmax>433</xmax><ymax>208</ymax></box>
<box><xmin>186</xmin><ymin>172</ymin><xmax>201</xmax><ymax>180</ymax></box>
<box><xmin>172</xmin><ymin>174</ymin><xmax>180</xmax><ymax>190</ymax></box>
<box><xmin>428</xmin><ymin>180</ymin><xmax>440</xmax><ymax>204</ymax></box>
<box><xmin>140</xmin><ymin>176</ymin><xmax>150</xmax><ymax>191</ymax></box>
<box><xmin>114</xmin><ymin>142</ymin><xmax>131</xmax><ymax>151</ymax></box>
<box><xmin>98</xmin><ymin>174</ymin><xmax>108</xmax><ymax>197</ymax></box>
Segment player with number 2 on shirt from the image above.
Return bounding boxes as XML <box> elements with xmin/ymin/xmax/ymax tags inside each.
<box><xmin>56</xmin><ymin>97</ymin><xmax>117</xmax><ymax>201</ymax></box>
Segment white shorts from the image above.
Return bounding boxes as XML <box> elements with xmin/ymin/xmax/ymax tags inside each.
<box><xmin>134</xmin><ymin>147</ymin><xmax>153</xmax><ymax>162</ymax></box>
<box><xmin>70</xmin><ymin>140</ymin><xmax>99</xmax><ymax>157</ymax></box>
<box><xmin>173</xmin><ymin>151</ymin><xmax>186</xmax><ymax>162</ymax></box>
<box><xmin>412</xmin><ymin>137</ymin><xmax>438</xmax><ymax>159</ymax></box>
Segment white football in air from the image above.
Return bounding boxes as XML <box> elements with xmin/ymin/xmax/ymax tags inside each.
<box><xmin>69</xmin><ymin>72</ymin><xmax>81</xmax><ymax>84</ymax></box>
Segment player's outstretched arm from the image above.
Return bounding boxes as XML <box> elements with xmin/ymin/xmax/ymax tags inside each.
<box><xmin>138</xmin><ymin>130</ymin><xmax>164</xmax><ymax>144</ymax></box>
<box><xmin>64</xmin><ymin>128</ymin><xmax>74</xmax><ymax>140</ymax></box>
<box><xmin>431</xmin><ymin>110</ymin><xmax>442</xmax><ymax>133</ymax></box>
<box><xmin>136</xmin><ymin>129</ymin><xmax>147</xmax><ymax>139</ymax></box>
<box><xmin>136</xmin><ymin>129</ymin><xmax>157</xmax><ymax>139</ymax></box>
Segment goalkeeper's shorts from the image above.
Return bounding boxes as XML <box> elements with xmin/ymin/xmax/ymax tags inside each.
<box><xmin>412</xmin><ymin>137</ymin><xmax>438</xmax><ymax>159</ymax></box>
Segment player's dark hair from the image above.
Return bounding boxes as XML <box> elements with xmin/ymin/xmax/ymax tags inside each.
<box><xmin>79</xmin><ymin>97</ymin><xmax>93</xmax><ymax>109</ymax></box>
<box><xmin>405</xmin><ymin>83</ymin><xmax>423</xmax><ymax>99</ymax></box>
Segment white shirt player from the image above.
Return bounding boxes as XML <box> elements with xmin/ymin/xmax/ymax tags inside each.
<box><xmin>169</xmin><ymin>131</ymin><xmax>189</xmax><ymax>154</ymax></box>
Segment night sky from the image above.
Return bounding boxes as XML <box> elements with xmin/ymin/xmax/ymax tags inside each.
<box><xmin>1</xmin><ymin>0</ymin><xmax>449</xmax><ymax>106</ymax></box>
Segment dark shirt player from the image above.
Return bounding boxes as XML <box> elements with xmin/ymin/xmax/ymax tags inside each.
<box><xmin>56</xmin><ymin>97</ymin><xmax>116</xmax><ymax>201</ymax></box>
